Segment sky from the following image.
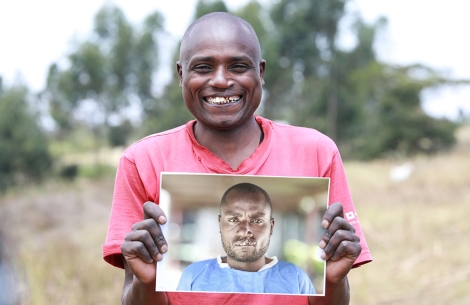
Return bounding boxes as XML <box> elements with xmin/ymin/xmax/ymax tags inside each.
<box><xmin>1</xmin><ymin>0</ymin><xmax>469</xmax><ymax>121</ymax></box>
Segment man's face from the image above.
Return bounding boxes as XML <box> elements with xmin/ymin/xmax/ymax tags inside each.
<box><xmin>218</xmin><ymin>191</ymin><xmax>274</xmax><ymax>264</ymax></box>
<box><xmin>177</xmin><ymin>21</ymin><xmax>265</xmax><ymax>131</ymax></box>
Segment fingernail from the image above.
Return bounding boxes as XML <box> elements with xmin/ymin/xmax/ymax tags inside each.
<box><xmin>158</xmin><ymin>216</ymin><xmax>167</xmax><ymax>224</ymax></box>
<box><xmin>319</xmin><ymin>240</ymin><xmax>326</xmax><ymax>249</ymax></box>
<box><xmin>321</xmin><ymin>219</ymin><xmax>329</xmax><ymax>229</ymax></box>
<box><xmin>156</xmin><ymin>253</ymin><xmax>163</xmax><ymax>261</ymax></box>
<box><xmin>320</xmin><ymin>250</ymin><xmax>326</xmax><ymax>261</ymax></box>
<box><xmin>161</xmin><ymin>245</ymin><xmax>168</xmax><ymax>254</ymax></box>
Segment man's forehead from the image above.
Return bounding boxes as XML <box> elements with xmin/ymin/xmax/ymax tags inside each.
<box><xmin>221</xmin><ymin>192</ymin><xmax>270</xmax><ymax>213</ymax></box>
<box><xmin>186</xmin><ymin>15</ymin><xmax>249</xmax><ymax>40</ymax></box>
<box><xmin>180</xmin><ymin>18</ymin><xmax>260</xmax><ymax>61</ymax></box>
<box><xmin>221</xmin><ymin>203</ymin><xmax>269</xmax><ymax>216</ymax></box>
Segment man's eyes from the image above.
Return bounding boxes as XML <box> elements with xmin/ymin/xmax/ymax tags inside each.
<box><xmin>230</xmin><ymin>64</ymin><xmax>250</xmax><ymax>72</ymax></box>
<box><xmin>191</xmin><ymin>64</ymin><xmax>251</xmax><ymax>73</ymax></box>
<box><xmin>193</xmin><ymin>65</ymin><xmax>212</xmax><ymax>73</ymax></box>
<box><xmin>227</xmin><ymin>218</ymin><xmax>263</xmax><ymax>223</ymax></box>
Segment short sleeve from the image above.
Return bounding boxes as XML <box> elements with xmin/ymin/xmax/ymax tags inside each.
<box><xmin>326</xmin><ymin>151</ymin><xmax>372</xmax><ymax>267</ymax></box>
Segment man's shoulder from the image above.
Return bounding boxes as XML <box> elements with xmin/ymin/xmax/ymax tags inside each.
<box><xmin>273</xmin><ymin>121</ymin><xmax>331</xmax><ymax>139</ymax></box>
<box><xmin>259</xmin><ymin>116</ymin><xmax>338</xmax><ymax>151</ymax></box>
<box><xmin>131</xmin><ymin>123</ymin><xmax>189</xmax><ymax>148</ymax></box>
<box><xmin>275</xmin><ymin>260</ymin><xmax>307</xmax><ymax>273</ymax></box>
<box><xmin>122</xmin><ymin>122</ymin><xmax>193</xmax><ymax>159</ymax></box>
<box><xmin>183</xmin><ymin>258</ymin><xmax>217</xmax><ymax>274</ymax></box>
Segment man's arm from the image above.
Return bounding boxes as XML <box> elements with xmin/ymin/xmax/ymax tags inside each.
<box><xmin>309</xmin><ymin>202</ymin><xmax>362</xmax><ymax>305</ymax></box>
<box><xmin>122</xmin><ymin>259</ymin><xmax>168</xmax><ymax>305</ymax></box>
<box><xmin>120</xmin><ymin>201</ymin><xmax>170</xmax><ymax>305</ymax></box>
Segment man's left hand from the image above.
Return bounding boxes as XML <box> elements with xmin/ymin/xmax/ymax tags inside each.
<box><xmin>319</xmin><ymin>202</ymin><xmax>362</xmax><ymax>284</ymax></box>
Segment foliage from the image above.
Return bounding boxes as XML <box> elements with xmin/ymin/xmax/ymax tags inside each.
<box><xmin>340</xmin><ymin>63</ymin><xmax>459</xmax><ymax>159</ymax></box>
<box><xmin>194</xmin><ymin>0</ymin><xmax>228</xmax><ymax>18</ymax></box>
<box><xmin>0</xmin><ymin>85</ymin><xmax>52</xmax><ymax>191</ymax></box>
<box><xmin>236</xmin><ymin>0</ymin><xmax>459</xmax><ymax>159</ymax></box>
<box><xmin>37</xmin><ymin>0</ymin><xmax>462</xmax><ymax>160</ymax></box>
<box><xmin>42</xmin><ymin>4</ymin><xmax>164</xmax><ymax>146</ymax></box>
<box><xmin>140</xmin><ymin>49</ymin><xmax>194</xmax><ymax>136</ymax></box>
<box><xmin>108</xmin><ymin>119</ymin><xmax>134</xmax><ymax>147</ymax></box>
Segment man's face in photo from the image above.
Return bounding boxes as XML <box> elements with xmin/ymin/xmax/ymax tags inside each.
<box><xmin>218</xmin><ymin>190</ymin><xmax>274</xmax><ymax>264</ymax></box>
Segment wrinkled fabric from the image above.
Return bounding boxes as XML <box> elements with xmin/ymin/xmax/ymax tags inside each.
<box><xmin>177</xmin><ymin>257</ymin><xmax>315</xmax><ymax>294</ymax></box>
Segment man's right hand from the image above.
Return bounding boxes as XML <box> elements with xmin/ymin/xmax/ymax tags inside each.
<box><xmin>121</xmin><ymin>201</ymin><xmax>168</xmax><ymax>284</ymax></box>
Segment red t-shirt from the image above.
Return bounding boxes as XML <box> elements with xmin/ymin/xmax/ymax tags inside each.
<box><xmin>103</xmin><ymin>116</ymin><xmax>372</xmax><ymax>304</ymax></box>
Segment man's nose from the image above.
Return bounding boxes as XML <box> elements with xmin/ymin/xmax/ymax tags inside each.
<box><xmin>237</xmin><ymin>220</ymin><xmax>253</xmax><ymax>236</ymax></box>
<box><xmin>210</xmin><ymin>67</ymin><xmax>233</xmax><ymax>88</ymax></box>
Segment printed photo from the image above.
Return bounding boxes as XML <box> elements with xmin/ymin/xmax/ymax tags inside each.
<box><xmin>156</xmin><ymin>173</ymin><xmax>329</xmax><ymax>295</ymax></box>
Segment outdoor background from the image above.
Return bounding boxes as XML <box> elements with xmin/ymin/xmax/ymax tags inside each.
<box><xmin>0</xmin><ymin>0</ymin><xmax>469</xmax><ymax>304</ymax></box>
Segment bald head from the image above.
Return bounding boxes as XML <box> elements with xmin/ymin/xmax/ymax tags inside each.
<box><xmin>179</xmin><ymin>12</ymin><xmax>262</xmax><ymax>63</ymax></box>
<box><xmin>220</xmin><ymin>183</ymin><xmax>273</xmax><ymax>217</ymax></box>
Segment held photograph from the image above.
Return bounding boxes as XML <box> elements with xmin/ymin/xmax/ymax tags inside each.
<box><xmin>156</xmin><ymin>173</ymin><xmax>329</xmax><ymax>296</ymax></box>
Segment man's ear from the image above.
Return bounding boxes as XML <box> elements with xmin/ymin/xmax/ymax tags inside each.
<box><xmin>176</xmin><ymin>61</ymin><xmax>183</xmax><ymax>88</ymax></box>
<box><xmin>259</xmin><ymin>59</ymin><xmax>266</xmax><ymax>86</ymax></box>
<box><xmin>218</xmin><ymin>214</ymin><xmax>221</xmax><ymax>233</ymax></box>
<box><xmin>270</xmin><ymin>217</ymin><xmax>274</xmax><ymax>235</ymax></box>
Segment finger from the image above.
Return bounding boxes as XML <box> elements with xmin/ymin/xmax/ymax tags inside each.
<box><xmin>327</xmin><ymin>216</ymin><xmax>356</xmax><ymax>237</ymax></box>
<box><xmin>142</xmin><ymin>202</ymin><xmax>169</xmax><ymax>257</ymax></box>
<box><xmin>123</xmin><ymin>229</ymin><xmax>166</xmax><ymax>262</ymax></box>
<box><xmin>121</xmin><ymin>239</ymin><xmax>155</xmax><ymax>264</ymax></box>
<box><xmin>321</xmin><ymin>202</ymin><xmax>343</xmax><ymax>229</ymax></box>
<box><xmin>143</xmin><ymin>201</ymin><xmax>167</xmax><ymax>225</ymax></box>
<box><xmin>328</xmin><ymin>239</ymin><xmax>362</xmax><ymax>262</ymax></box>
<box><xmin>318</xmin><ymin>216</ymin><xmax>352</xmax><ymax>250</ymax></box>
<box><xmin>132</xmin><ymin>219</ymin><xmax>168</xmax><ymax>259</ymax></box>
<box><xmin>322</xmin><ymin>229</ymin><xmax>360</xmax><ymax>261</ymax></box>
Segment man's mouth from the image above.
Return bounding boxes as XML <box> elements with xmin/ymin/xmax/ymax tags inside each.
<box><xmin>204</xmin><ymin>96</ymin><xmax>241</xmax><ymax>104</ymax></box>
<box><xmin>234</xmin><ymin>239</ymin><xmax>256</xmax><ymax>246</ymax></box>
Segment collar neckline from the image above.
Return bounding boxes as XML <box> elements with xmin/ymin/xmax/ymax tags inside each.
<box><xmin>217</xmin><ymin>255</ymin><xmax>279</xmax><ymax>272</ymax></box>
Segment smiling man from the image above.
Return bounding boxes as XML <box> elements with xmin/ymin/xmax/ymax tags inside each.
<box><xmin>103</xmin><ymin>11</ymin><xmax>372</xmax><ymax>305</ymax></box>
<box><xmin>177</xmin><ymin>12</ymin><xmax>266</xmax><ymax>170</ymax></box>
<box><xmin>176</xmin><ymin>183</ymin><xmax>316</xmax><ymax>294</ymax></box>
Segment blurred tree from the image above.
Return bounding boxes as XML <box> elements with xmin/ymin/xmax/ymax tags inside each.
<box><xmin>195</xmin><ymin>0</ymin><xmax>228</xmax><ymax>17</ymax></box>
<box><xmin>108</xmin><ymin>119</ymin><xmax>134</xmax><ymax>147</ymax></box>
<box><xmin>295</xmin><ymin>18</ymin><xmax>387</xmax><ymax>144</ymax></box>
<box><xmin>266</xmin><ymin>0</ymin><xmax>348</xmax><ymax>141</ymax></box>
<box><xmin>145</xmin><ymin>0</ymin><xmax>459</xmax><ymax>159</ymax></box>
<box><xmin>43</xmin><ymin>4</ymin><xmax>164</xmax><ymax>146</ymax></box>
<box><xmin>263</xmin><ymin>2</ymin><xmax>459</xmax><ymax>159</ymax></box>
<box><xmin>0</xmin><ymin>85</ymin><xmax>52</xmax><ymax>191</ymax></box>
<box><xmin>40</xmin><ymin>0</ymin><xmax>458</xmax><ymax>160</ymax></box>
<box><xmin>343</xmin><ymin>64</ymin><xmax>459</xmax><ymax>159</ymax></box>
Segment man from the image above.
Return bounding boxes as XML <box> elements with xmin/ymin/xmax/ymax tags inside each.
<box><xmin>103</xmin><ymin>12</ymin><xmax>372</xmax><ymax>305</ymax></box>
<box><xmin>177</xmin><ymin>182</ymin><xmax>316</xmax><ymax>294</ymax></box>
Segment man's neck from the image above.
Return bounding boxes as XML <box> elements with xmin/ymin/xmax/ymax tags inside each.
<box><xmin>221</xmin><ymin>255</ymin><xmax>273</xmax><ymax>272</ymax></box>
<box><xmin>193</xmin><ymin>116</ymin><xmax>262</xmax><ymax>170</ymax></box>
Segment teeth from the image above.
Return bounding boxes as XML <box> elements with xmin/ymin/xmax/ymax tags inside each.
<box><xmin>206</xmin><ymin>96</ymin><xmax>241</xmax><ymax>104</ymax></box>
<box><xmin>235</xmin><ymin>239</ymin><xmax>256</xmax><ymax>246</ymax></box>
